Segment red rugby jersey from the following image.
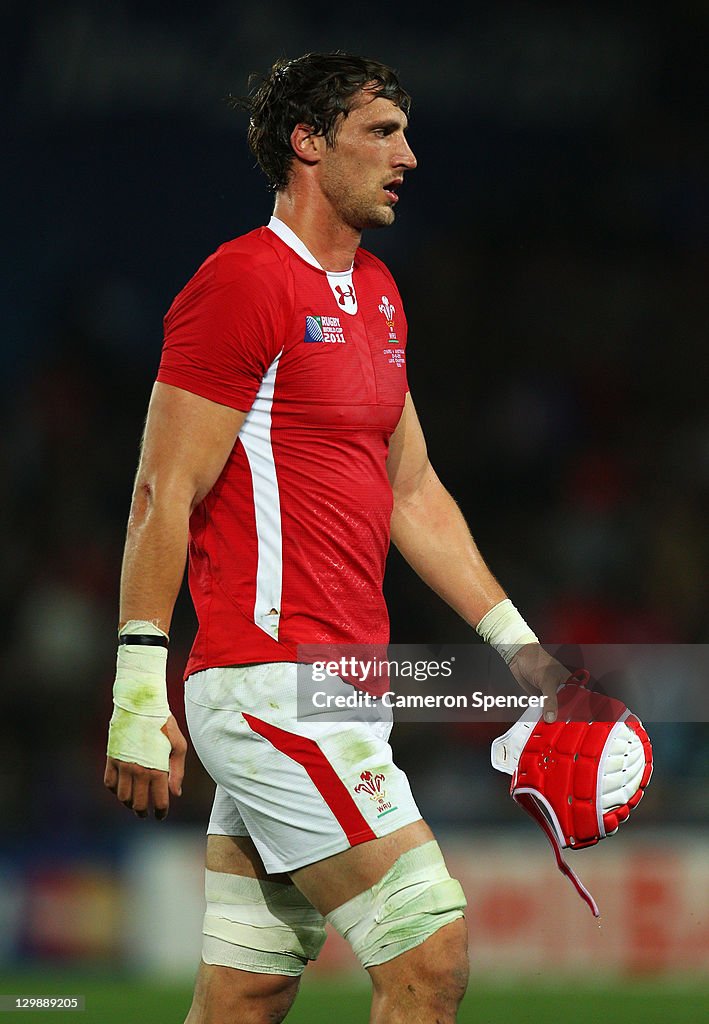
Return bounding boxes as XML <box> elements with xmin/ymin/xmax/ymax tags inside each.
<box><xmin>157</xmin><ymin>219</ymin><xmax>409</xmax><ymax>677</ymax></box>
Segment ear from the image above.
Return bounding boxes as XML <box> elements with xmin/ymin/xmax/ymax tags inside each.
<box><xmin>290</xmin><ymin>123</ymin><xmax>326</xmax><ymax>166</ymax></box>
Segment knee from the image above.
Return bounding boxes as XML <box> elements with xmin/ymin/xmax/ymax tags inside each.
<box><xmin>326</xmin><ymin>840</ymin><xmax>467</xmax><ymax>970</ymax></box>
<box><xmin>189</xmin><ymin>869</ymin><xmax>323</xmax><ymax>1024</ymax></box>
<box><xmin>401</xmin><ymin>918</ymin><xmax>469</xmax><ymax>1004</ymax></box>
<box><xmin>370</xmin><ymin>919</ymin><xmax>469</xmax><ymax>1021</ymax></box>
<box><xmin>243</xmin><ymin>971</ymin><xmax>301</xmax><ymax>1024</ymax></box>
<box><xmin>186</xmin><ymin>962</ymin><xmax>300</xmax><ymax>1024</ymax></box>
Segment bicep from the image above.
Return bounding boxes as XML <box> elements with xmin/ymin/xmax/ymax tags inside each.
<box><xmin>136</xmin><ymin>381</ymin><xmax>247</xmax><ymax>509</ymax></box>
<box><xmin>386</xmin><ymin>392</ymin><xmax>431</xmax><ymax>501</ymax></box>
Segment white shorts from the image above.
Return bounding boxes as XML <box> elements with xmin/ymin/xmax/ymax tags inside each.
<box><xmin>184</xmin><ymin>663</ymin><xmax>422</xmax><ymax>875</ymax></box>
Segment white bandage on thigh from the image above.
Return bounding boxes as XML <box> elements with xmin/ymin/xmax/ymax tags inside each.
<box><xmin>326</xmin><ymin>840</ymin><xmax>466</xmax><ymax>969</ymax></box>
<box><xmin>202</xmin><ymin>870</ymin><xmax>326</xmax><ymax>976</ymax></box>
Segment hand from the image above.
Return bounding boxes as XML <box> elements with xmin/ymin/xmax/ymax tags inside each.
<box><xmin>103</xmin><ymin>714</ymin><xmax>187</xmax><ymax>820</ymax></box>
<box><xmin>508</xmin><ymin>644</ymin><xmax>569</xmax><ymax>723</ymax></box>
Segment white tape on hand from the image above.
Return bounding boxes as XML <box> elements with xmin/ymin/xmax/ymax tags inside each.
<box><xmin>475</xmin><ymin>598</ymin><xmax>538</xmax><ymax>664</ymax></box>
<box><xmin>107</xmin><ymin>620</ymin><xmax>171</xmax><ymax>771</ymax></box>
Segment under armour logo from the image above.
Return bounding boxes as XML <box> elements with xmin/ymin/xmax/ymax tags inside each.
<box><xmin>335</xmin><ymin>284</ymin><xmax>356</xmax><ymax>307</ymax></box>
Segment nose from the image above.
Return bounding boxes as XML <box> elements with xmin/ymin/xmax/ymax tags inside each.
<box><xmin>397</xmin><ymin>135</ymin><xmax>417</xmax><ymax>170</ymax></box>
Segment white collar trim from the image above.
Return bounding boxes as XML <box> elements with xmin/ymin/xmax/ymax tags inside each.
<box><xmin>267</xmin><ymin>216</ymin><xmax>353</xmax><ymax>276</ymax></box>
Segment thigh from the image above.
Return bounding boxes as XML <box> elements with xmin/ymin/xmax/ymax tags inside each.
<box><xmin>206</xmin><ymin>833</ymin><xmax>291</xmax><ymax>885</ymax></box>
<box><xmin>205</xmin><ymin>788</ymin><xmax>291</xmax><ymax>884</ymax></box>
<box><xmin>290</xmin><ymin>818</ymin><xmax>435</xmax><ymax>915</ymax></box>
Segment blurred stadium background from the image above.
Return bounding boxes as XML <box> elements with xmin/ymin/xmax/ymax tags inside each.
<box><xmin>2</xmin><ymin>2</ymin><xmax>708</xmax><ymax>1021</ymax></box>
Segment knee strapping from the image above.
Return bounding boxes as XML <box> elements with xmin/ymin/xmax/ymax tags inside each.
<box><xmin>202</xmin><ymin>870</ymin><xmax>326</xmax><ymax>976</ymax></box>
<box><xmin>326</xmin><ymin>840</ymin><xmax>466</xmax><ymax>968</ymax></box>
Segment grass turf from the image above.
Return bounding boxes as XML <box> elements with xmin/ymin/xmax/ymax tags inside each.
<box><xmin>0</xmin><ymin>974</ymin><xmax>706</xmax><ymax>1023</ymax></box>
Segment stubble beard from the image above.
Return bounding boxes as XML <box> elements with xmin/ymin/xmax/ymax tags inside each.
<box><xmin>322</xmin><ymin>172</ymin><xmax>395</xmax><ymax>232</ymax></box>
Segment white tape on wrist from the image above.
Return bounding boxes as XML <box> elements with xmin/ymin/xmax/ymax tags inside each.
<box><xmin>107</xmin><ymin>620</ymin><xmax>172</xmax><ymax>770</ymax></box>
<box><xmin>475</xmin><ymin>598</ymin><xmax>538</xmax><ymax>664</ymax></box>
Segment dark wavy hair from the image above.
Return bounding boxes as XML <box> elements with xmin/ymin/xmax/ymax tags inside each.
<box><xmin>233</xmin><ymin>52</ymin><xmax>411</xmax><ymax>192</ymax></box>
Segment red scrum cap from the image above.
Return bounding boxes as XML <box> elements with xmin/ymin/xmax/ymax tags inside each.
<box><xmin>491</xmin><ymin>671</ymin><xmax>653</xmax><ymax>917</ymax></box>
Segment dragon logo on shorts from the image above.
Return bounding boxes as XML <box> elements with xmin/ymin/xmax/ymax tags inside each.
<box><xmin>354</xmin><ymin>770</ymin><xmax>398</xmax><ymax>817</ymax></box>
<box><xmin>355</xmin><ymin>770</ymin><xmax>386</xmax><ymax>800</ymax></box>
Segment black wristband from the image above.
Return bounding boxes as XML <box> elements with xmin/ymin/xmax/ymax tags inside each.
<box><xmin>118</xmin><ymin>634</ymin><xmax>169</xmax><ymax>648</ymax></box>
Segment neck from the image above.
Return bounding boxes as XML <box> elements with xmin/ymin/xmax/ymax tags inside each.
<box><xmin>272</xmin><ymin>190</ymin><xmax>360</xmax><ymax>272</ymax></box>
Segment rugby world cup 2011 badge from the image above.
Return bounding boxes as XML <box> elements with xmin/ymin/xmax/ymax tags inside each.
<box><xmin>304</xmin><ymin>315</ymin><xmax>347</xmax><ymax>344</ymax></box>
<box><xmin>354</xmin><ymin>770</ymin><xmax>398</xmax><ymax>818</ymax></box>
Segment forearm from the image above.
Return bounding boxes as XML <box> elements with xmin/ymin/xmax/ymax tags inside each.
<box><xmin>385</xmin><ymin>395</ymin><xmax>559</xmax><ymax>712</ymax></box>
<box><xmin>107</xmin><ymin>383</ymin><xmax>240</xmax><ymax>800</ymax></box>
<box><xmin>119</xmin><ymin>480</ymin><xmax>191</xmax><ymax>634</ymax></box>
<box><xmin>390</xmin><ymin>464</ymin><xmax>507</xmax><ymax>628</ymax></box>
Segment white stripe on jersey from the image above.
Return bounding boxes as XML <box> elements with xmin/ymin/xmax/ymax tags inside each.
<box><xmin>239</xmin><ymin>350</ymin><xmax>283</xmax><ymax>640</ymax></box>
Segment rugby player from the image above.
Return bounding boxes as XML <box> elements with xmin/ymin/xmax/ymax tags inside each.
<box><xmin>104</xmin><ymin>52</ymin><xmax>567</xmax><ymax>1023</ymax></box>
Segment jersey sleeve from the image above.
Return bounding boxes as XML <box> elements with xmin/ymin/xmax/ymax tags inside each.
<box><xmin>157</xmin><ymin>249</ymin><xmax>287</xmax><ymax>412</ymax></box>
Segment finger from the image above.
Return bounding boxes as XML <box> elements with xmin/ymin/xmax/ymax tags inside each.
<box><xmin>169</xmin><ymin>760</ymin><xmax>185</xmax><ymax>798</ymax></box>
<box><xmin>131</xmin><ymin>774</ymin><xmax>151</xmax><ymax>818</ymax></box>
<box><xmin>104</xmin><ymin>759</ymin><xmax>118</xmax><ymax>793</ymax></box>
<box><xmin>116</xmin><ymin>768</ymin><xmax>134</xmax><ymax>806</ymax></box>
<box><xmin>541</xmin><ymin>684</ymin><xmax>559</xmax><ymax>723</ymax></box>
<box><xmin>168</xmin><ymin>740</ymin><xmax>186</xmax><ymax>798</ymax></box>
<box><xmin>163</xmin><ymin>718</ymin><xmax>187</xmax><ymax>798</ymax></box>
<box><xmin>543</xmin><ymin>662</ymin><xmax>571</xmax><ymax>723</ymax></box>
<box><xmin>150</xmin><ymin>772</ymin><xmax>170</xmax><ymax>821</ymax></box>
